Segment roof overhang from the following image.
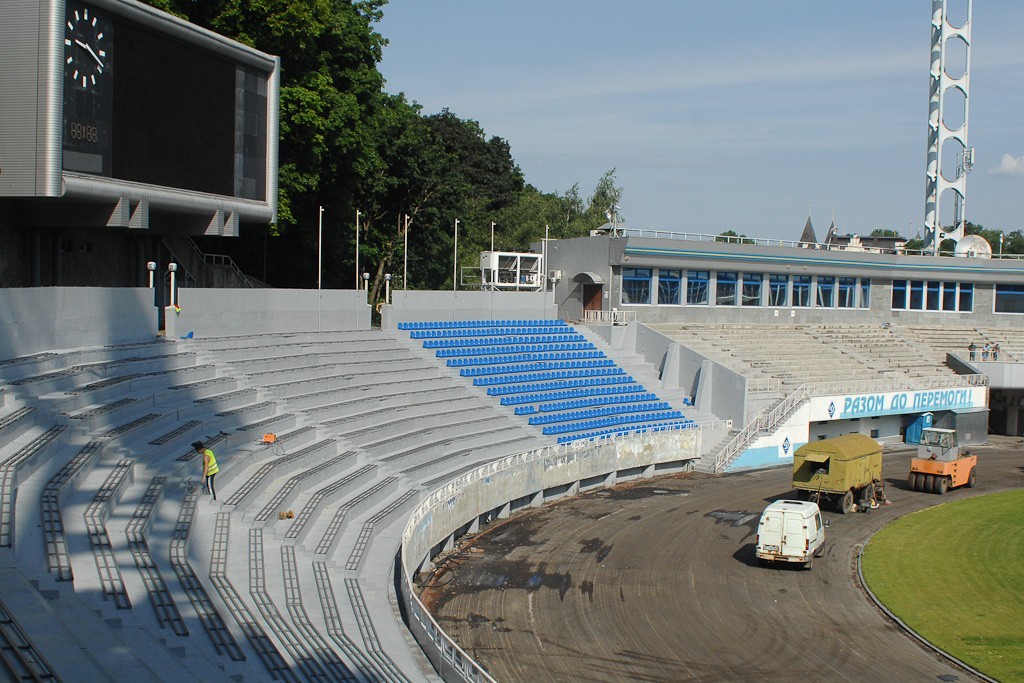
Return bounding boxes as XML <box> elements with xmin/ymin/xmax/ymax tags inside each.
<box><xmin>574</xmin><ymin>271</ymin><xmax>605</xmax><ymax>284</ymax></box>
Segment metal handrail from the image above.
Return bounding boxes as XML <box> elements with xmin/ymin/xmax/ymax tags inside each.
<box><xmin>747</xmin><ymin>377</ymin><xmax>783</xmax><ymax>393</ymax></box>
<box><xmin>712</xmin><ymin>373</ymin><xmax>988</xmax><ymax>473</ymax></box>
<box><xmin>204</xmin><ymin>252</ymin><xmax>255</xmax><ymax>288</ymax></box>
<box><xmin>583</xmin><ymin>309</ymin><xmax>636</xmax><ymax>325</ymax></box>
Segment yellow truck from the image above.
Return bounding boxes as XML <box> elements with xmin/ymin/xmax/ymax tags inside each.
<box><xmin>792</xmin><ymin>434</ymin><xmax>883</xmax><ymax>514</ymax></box>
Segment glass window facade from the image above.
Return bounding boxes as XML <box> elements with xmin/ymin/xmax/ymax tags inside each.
<box><xmin>768</xmin><ymin>274</ymin><xmax>788</xmax><ymax>307</ymax></box>
<box><xmin>837</xmin><ymin>277</ymin><xmax>856</xmax><ymax>308</ymax></box>
<box><xmin>716</xmin><ymin>271</ymin><xmax>738</xmax><ymax>306</ymax></box>
<box><xmin>658</xmin><ymin>269</ymin><xmax>681</xmax><ymax>305</ymax></box>
<box><xmin>926</xmin><ymin>281</ymin><xmax>941</xmax><ymax>310</ymax></box>
<box><xmin>892</xmin><ymin>279</ymin><xmax>907</xmax><ymax>309</ymax></box>
<box><xmin>892</xmin><ymin>279</ymin><xmax>973</xmax><ymax>312</ymax></box>
<box><xmin>908</xmin><ymin>280</ymin><xmax>925</xmax><ymax>310</ymax></box>
<box><xmin>816</xmin><ymin>276</ymin><xmax>835</xmax><ymax>308</ymax></box>
<box><xmin>742</xmin><ymin>273</ymin><xmax>762</xmax><ymax>306</ymax></box>
<box><xmin>613</xmin><ymin>265</ymin><xmax>1012</xmax><ymax>318</ymax></box>
<box><xmin>995</xmin><ymin>284</ymin><xmax>1024</xmax><ymax>313</ymax></box>
<box><xmin>792</xmin><ymin>275</ymin><xmax>811</xmax><ymax>307</ymax></box>
<box><xmin>622</xmin><ymin>267</ymin><xmax>651</xmax><ymax>304</ymax></box>
<box><xmin>959</xmin><ymin>283</ymin><xmax>973</xmax><ymax>312</ymax></box>
<box><xmin>942</xmin><ymin>281</ymin><xmax>957</xmax><ymax>311</ymax></box>
<box><xmin>687</xmin><ymin>270</ymin><xmax>709</xmax><ymax>305</ymax></box>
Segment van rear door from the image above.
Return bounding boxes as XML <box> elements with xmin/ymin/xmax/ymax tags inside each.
<box><xmin>781</xmin><ymin>512</ymin><xmax>806</xmax><ymax>559</ymax></box>
<box><xmin>758</xmin><ymin>513</ymin><xmax>783</xmax><ymax>554</ymax></box>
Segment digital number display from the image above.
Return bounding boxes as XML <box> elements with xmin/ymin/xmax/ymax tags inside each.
<box><xmin>69</xmin><ymin>122</ymin><xmax>99</xmax><ymax>142</ymax></box>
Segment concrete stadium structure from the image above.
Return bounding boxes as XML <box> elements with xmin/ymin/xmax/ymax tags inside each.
<box><xmin>1</xmin><ymin>240</ymin><xmax>1021</xmax><ymax>679</ymax></box>
<box><xmin>2</xmin><ymin>3</ymin><xmax>1021</xmax><ymax>679</ymax></box>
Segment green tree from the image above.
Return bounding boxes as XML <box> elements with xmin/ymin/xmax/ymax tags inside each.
<box><xmin>870</xmin><ymin>228</ymin><xmax>902</xmax><ymax>238</ymax></box>
<box><xmin>151</xmin><ymin>0</ymin><xmax>392</xmax><ymax>288</ymax></box>
<box><xmin>140</xmin><ymin>1</ymin><xmax>630</xmax><ymax>296</ymax></box>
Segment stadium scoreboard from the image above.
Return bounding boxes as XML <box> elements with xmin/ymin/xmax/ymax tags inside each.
<box><xmin>0</xmin><ymin>0</ymin><xmax>280</xmax><ymax>228</ymax></box>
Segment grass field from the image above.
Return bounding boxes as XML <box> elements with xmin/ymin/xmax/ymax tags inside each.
<box><xmin>862</xmin><ymin>489</ymin><xmax>1024</xmax><ymax>682</ymax></box>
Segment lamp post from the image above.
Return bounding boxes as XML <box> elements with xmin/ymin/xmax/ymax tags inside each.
<box><xmin>317</xmin><ymin>206</ymin><xmax>324</xmax><ymax>290</ymax></box>
<box><xmin>355</xmin><ymin>209</ymin><xmax>361</xmax><ymax>289</ymax></box>
<box><xmin>167</xmin><ymin>263</ymin><xmax>178</xmax><ymax>306</ymax></box>
<box><xmin>317</xmin><ymin>206</ymin><xmax>325</xmax><ymax>331</ymax></box>
<box><xmin>363</xmin><ymin>272</ymin><xmax>370</xmax><ymax>304</ymax></box>
<box><xmin>146</xmin><ymin>261</ymin><xmax>156</xmax><ymax>288</ymax></box>
<box><xmin>490</xmin><ymin>221</ymin><xmax>496</xmax><ymax>252</ymax></box>
<box><xmin>385</xmin><ymin>273</ymin><xmax>392</xmax><ymax>305</ymax></box>
<box><xmin>453</xmin><ymin>218</ymin><xmax>459</xmax><ymax>292</ymax></box>
<box><xmin>403</xmin><ymin>214</ymin><xmax>411</xmax><ymax>290</ymax></box>
<box><xmin>999</xmin><ymin>233</ymin><xmax>1004</xmax><ymax>257</ymax></box>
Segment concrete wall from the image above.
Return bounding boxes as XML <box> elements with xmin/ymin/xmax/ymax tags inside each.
<box><xmin>0</xmin><ymin>287</ymin><xmax>158</xmax><ymax>357</ymax></box>
<box><xmin>383</xmin><ymin>290</ymin><xmax>552</xmax><ymax>329</ymax></box>
<box><xmin>166</xmin><ymin>288</ymin><xmax>370</xmax><ymax>338</ymax></box>
<box><xmin>547</xmin><ymin>236</ymin><xmax>616</xmax><ymax>321</ymax></box>
<box><xmin>631</xmin><ymin>323</ymin><xmax>749</xmax><ymax>424</ymax></box>
<box><xmin>980</xmin><ymin>361</ymin><xmax>1024</xmax><ymax>389</ymax></box>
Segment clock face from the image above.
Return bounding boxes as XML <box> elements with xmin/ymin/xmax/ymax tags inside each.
<box><xmin>64</xmin><ymin>3</ymin><xmax>110</xmax><ymax>91</ymax></box>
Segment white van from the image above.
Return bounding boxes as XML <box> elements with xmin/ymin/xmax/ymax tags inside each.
<box><xmin>755</xmin><ymin>500</ymin><xmax>825</xmax><ymax>569</ymax></box>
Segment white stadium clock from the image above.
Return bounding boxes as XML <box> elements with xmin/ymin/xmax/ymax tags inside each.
<box><xmin>64</xmin><ymin>2</ymin><xmax>110</xmax><ymax>91</ymax></box>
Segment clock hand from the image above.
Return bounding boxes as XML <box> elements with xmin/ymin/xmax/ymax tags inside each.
<box><xmin>74</xmin><ymin>39</ymin><xmax>105</xmax><ymax>68</ymax></box>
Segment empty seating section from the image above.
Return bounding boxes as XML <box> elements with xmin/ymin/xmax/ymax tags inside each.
<box><xmin>473</xmin><ymin>366</ymin><xmax>624</xmax><ymax>385</ymax></box>
<box><xmin>436</xmin><ymin>340</ymin><xmax>593</xmax><ymax>355</ymax></box>
<box><xmin>649</xmin><ymin>323</ymin><xmax>962</xmax><ymax>392</ymax></box>
<box><xmin>402</xmin><ymin>319</ymin><xmax>693</xmax><ymax>444</ymax></box>
<box><xmin>487</xmin><ymin>374</ymin><xmax>639</xmax><ymax>396</ymax></box>
<box><xmin>0</xmin><ymin>328</ymin><xmax>550</xmax><ymax>680</ymax></box>
<box><xmin>556</xmin><ymin>419</ymin><xmax>696</xmax><ymax>445</ymax></box>
<box><xmin>398</xmin><ymin>319</ymin><xmax>569</xmax><ymax>331</ymax></box>
<box><xmin>447</xmin><ymin>350</ymin><xmax>603</xmax><ymax>366</ymax></box>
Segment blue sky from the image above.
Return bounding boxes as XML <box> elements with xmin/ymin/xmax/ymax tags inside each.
<box><xmin>377</xmin><ymin>2</ymin><xmax>1024</xmax><ymax>241</ymax></box>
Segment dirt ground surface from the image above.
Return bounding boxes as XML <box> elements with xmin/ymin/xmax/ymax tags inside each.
<box><xmin>418</xmin><ymin>436</ymin><xmax>1024</xmax><ymax>682</ymax></box>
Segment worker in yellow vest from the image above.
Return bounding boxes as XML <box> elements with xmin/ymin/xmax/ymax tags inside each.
<box><xmin>192</xmin><ymin>440</ymin><xmax>220</xmax><ymax>500</ymax></box>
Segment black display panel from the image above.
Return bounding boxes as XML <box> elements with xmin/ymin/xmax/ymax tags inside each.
<box><xmin>111</xmin><ymin>21</ymin><xmax>235</xmax><ymax>196</ymax></box>
<box><xmin>61</xmin><ymin>0</ymin><xmax>269</xmax><ymax>201</ymax></box>
<box><xmin>62</xmin><ymin>1</ymin><xmax>114</xmax><ymax>176</ymax></box>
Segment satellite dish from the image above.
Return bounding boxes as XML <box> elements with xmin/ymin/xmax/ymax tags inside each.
<box><xmin>954</xmin><ymin>234</ymin><xmax>992</xmax><ymax>258</ymax></box>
